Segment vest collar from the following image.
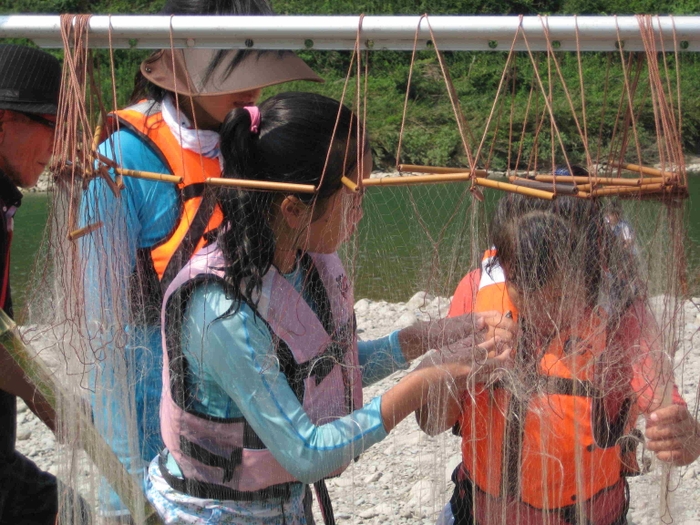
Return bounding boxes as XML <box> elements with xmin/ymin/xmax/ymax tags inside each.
<box><xmin>0</xmin><ymin>168</ymin><xmax>22</xmax><ymax>210</ymax></box>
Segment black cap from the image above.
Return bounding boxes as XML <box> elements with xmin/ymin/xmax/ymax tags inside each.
<box><xmin>0</xmin><ymin>44</ymin><xmax>61</xmax><ymax>115</ymax></box>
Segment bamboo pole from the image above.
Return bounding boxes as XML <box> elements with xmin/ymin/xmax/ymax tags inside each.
<box><xmin>364</xmin><ymin>173</ymin><xmax>556</xmax><ymax>200</ymax></box>
<box><xmin>509</xmin><ymin>177</ymin><xmax>578</xmax><ymax>195</ymax></box>
<box><xmin>0</xmin><ymin>310</ymin><xmax>163</xmax><ymax>525</ymax></box>
<box><xmin>535</xmin><ymin>175</ymin><xmax>665</xmax><ymax>186</ymax></box>
<box><xmin>362</xmin><ymin>173</ymin><xmax>473</xmax><ymax>186</ymax></box>
<box><xmin>577</xmin><ymin>184</ymin><xmax>594</xmax><ymax>192</ymax></box>
<box><xmin>91</xmin><ymin>114</ymin><xmax>104</xmax><ymax>154</ymax></box>
<box><xmin>589</xmin><ymin>183</ymin><xmax>665</xmax><ymax>197</ymax></box>
<box><xmin>94</xmin><ymin>153</ymin><xmax>182</xmax><ymax>185</ymax></box>
<box><xmin>397</xmin><ymin>164</ymin><xmax>489</xmax><ymax>177</ymax></box>
<box><xmin>474</xmin><ymin>177</ymin><xmax>555</xmax><ymax>200</ymax></box>
<box><xmin>68</xmin><ymin>221</ymin><xmax>103</xmax><ymax>242</ymax></box>
<box><xmin>117</xmin><ymin>168</ymin><xmax>183</xmax><ymax>185</ymax></box>
<box><xmin>608</xmin><ymin>161</ymin><xmax>676</xmax><ymax>178</ymax></box>
<box><xmin>206</xmin><ymin>177</ymin><xmax>317</xmax><ymax>193</ymax></box>
<box><xmin>98</xmin><ymin>166</ymin><xmax>121</xmax><ymax>198</ymax></box>
<box><xmin>340</xmin><ymin>176</ymin><xmax>359</xmax><ymax>192</ymax></box>
<box><xmin>95</xmin><ymin>151</ymin><xmax>117</xmax><ymax>169</ymax></box>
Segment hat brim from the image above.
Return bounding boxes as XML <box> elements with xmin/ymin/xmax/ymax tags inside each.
<box><xmin>141</xmin><ymin>49</ymin><xmax>323</xmax><ymax>97</ymax></box>
<box><xmin>0</xmin><ymin>101</ymin><xmax>57</xmax><ymax>115</ymax></box>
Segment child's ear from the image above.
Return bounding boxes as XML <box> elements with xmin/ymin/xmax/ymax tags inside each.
<box><xmin>279</xmin><ymin>195</ymin><xmax>310</xmax><ymax>230</ymax></box>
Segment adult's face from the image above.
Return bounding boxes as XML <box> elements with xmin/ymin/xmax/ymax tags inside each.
<box><xmin>0</xmin><ymin>110</ymin><xmax>56</xmax><ymax>189</ymax></box>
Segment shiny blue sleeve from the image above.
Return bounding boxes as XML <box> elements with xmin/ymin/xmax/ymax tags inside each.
<box><xmin>182</xmin><ymin>281</ymin><xmax>388</xmax><ymax>485</ymax></box>
<box><xmin>357</xmin><ymin>331</ymin><xmax>408</xmax><ymax>386</ymax></box>
<box><xmin>79</xmin><ymin>129</ymin><xmax>179</xmax><ymax>331</ymax></box>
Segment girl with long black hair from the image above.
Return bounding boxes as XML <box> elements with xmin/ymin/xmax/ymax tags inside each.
<box><xmin>148</xmin><ymin>92</ymin><xmax>512</xmax><ymax>524</ymax></box>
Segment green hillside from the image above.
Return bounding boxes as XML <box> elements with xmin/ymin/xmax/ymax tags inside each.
<box><xmin>3</xmin><ymin>0</ymin><xmax>700</xmax><ymax>167</ymax></box>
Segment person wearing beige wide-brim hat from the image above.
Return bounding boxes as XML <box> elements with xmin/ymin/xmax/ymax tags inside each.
<box><xmin>80</xmin><ymin>1</ymin><xmax>323</xmax><ymax>522</ymax></box>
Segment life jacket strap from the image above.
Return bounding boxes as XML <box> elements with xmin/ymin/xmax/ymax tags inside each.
<box><xmin>158</xmin><ymin>451</ymin><xmax>298</xmax><ymax>502</ymax></box>
<box><xmin>313</xmin><ymin>479</ymin><xmax>337</xmax><ymax>525</ymax></box>
<box><xmin>179</xmin><ymin>435</ymin><xmax>242</xmax><ymax>484</ymax></box>
<box><xmin>160</xmin><ymin>188</ymin><xmax>218</xmax><ymax>292</ymax></box>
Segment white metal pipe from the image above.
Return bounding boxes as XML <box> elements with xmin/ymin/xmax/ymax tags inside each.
<box><xmin>1</xmin><ymin>15</ymin><xmax>700</xmax><ymax>51</ymax></box>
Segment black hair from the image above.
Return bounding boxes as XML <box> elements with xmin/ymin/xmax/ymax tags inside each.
<box><xmin>216</xmin><ymin>92</ymin><xmax>369</xmax><ymax>307</ymax></box>
<box><xmin>160</xmin><ymin>0</ymin><xmax>273</xmax><ymax>14</ymax></box>
<box><xmin>490</xmin><ymin>194</ymin><xmax>638</xmax><ymax>315</ymax></box>
<box><xmin>129</xmin><ymin>0</ymin><xmax>275</xmax><ymax>103</ymax></box>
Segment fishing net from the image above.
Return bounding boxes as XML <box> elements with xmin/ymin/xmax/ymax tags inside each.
<box><xmin>8</xmin><ymin>12</ymin><xmax>699</xmax><ymax>525</ymax></box>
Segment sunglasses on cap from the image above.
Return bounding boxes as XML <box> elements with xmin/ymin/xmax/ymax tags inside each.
<box><xmin>19</xmin><ymin>111</ymin><xmax>56</xmax><ymax>130</ymax></box>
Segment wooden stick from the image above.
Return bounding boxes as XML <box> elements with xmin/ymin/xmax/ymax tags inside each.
<box><xmin>535</xmin><ymin>175</ymin><xmax>665</xmax><ymax>186</ymax></box>
<box><xmin>474</xmin><ymin>178</ymin><xmax>555</xmax><ymax>200</ymax></box>
<box><xmin>398</xmin><ymin>164</ymin><xmax>489</xmax><ymax>177</ymax></box>
<box><xmin>577</xmin><ymin>183</ymin><xmax>594</xmax><ymax>192</ymax></box>
<box><xmin>68</xmin><ymin>221</ymin><xmax>103</xmax><ymax>242</ymax></box>
<box><xmin>341</xmin><ymin>176</ymin><xmax>359</xmax><ymax>192</ymax></box>
<box><xmin>608</xmin><ymin>162</ymin><xmax>676</xmax><ymax>178</ymax></box>
<box><xmin>0</xmin><ymin>310</ymin><xmax>164</xmax><ymax>524</ymax></box>
<box><xmin>98</xmin><ymin>166</ymin><xmax>121</xmax><ymax>198</ymax></box>
<box><xmin>117</xmin><ymin>168</ymin><xmax>183</xmax><ymax>185</ymax></box>
<box><xmin>206</xmin><ymin>177</ymin><xmax>316</xmax><ymax>194</ymax></box>
<box><xmin>590</xmin><ymin>183</ymin><xmax>666</xmax><ymax>197</ymax></box>
<box><xmin>362</xmin><ymin>173</ymin><xmax>474</xmax><ymax>186</ymax></box>
<box><xmin>510</xmin><ymin>178</ymin><xmax>578</xmax><ymax>195</ymax></box>
<box><xmin>91</xmin><ymin>113</ymin><xmax>104</xmax><ymax>154</ymax></box>
<box><xmin>95</xmin><ymin>151</ymin><xmax>118</xmax><ymax>169</ymax></box>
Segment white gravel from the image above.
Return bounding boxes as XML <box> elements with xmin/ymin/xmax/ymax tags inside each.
<box><xmin>13</xmin><ymin>292</ymin><xmax>700</xmax><ymax>525</ymax></box>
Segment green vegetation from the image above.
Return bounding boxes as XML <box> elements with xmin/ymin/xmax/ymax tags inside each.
<box><xmin>4</xmin><ymin>0</ymin><xmax>700</xmax><ymax>168</ymax></box>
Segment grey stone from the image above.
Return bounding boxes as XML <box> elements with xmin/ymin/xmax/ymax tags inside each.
<box><xmin>364</xmin><ymin>472</ymin><xmax>382</xmax><ymax>483</ymax></box>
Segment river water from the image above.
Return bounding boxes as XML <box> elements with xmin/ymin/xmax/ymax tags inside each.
<box><xmin>11</xmin><ymin>178</ymin><xmax>700</xmax><ymax>317</ymax></box>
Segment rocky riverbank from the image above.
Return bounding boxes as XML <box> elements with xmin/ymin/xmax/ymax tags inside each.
<box><xmin>13</xmin><ymin>292</ymin><xmax>700</xmax><ymax>524</ymax></box>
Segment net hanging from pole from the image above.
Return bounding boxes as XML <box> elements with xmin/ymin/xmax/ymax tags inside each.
<box><xmin>11</xmin><ymin>12</ymin><xmax>699</xmax><ymax>525</ymax></box>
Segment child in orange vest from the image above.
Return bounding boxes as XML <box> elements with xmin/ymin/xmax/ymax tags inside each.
<box><xmin>419</xmin><ymin>195</ymin><xmax>700</xmax><ymax>525</ymax></box>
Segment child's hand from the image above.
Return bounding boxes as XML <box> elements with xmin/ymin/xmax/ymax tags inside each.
<box><xmin>473</xmin><ymin>310</ymin><xmax>517</xmax><ymax>358</ymax></box>
<box><xmin>646</xmin><ymin>404</ymin><xmax>700</xmax><ymax>466</ymax></box>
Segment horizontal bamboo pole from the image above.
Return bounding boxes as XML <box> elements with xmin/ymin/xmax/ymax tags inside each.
<box><xmin>510</xmin><ymin>177</ymin><xmax>578</xmax><ymax>195</ymax></box>
<box><xmin>609</xmin><ymin>162</ymin><xmax>676</xmax><ymax>178</ymax></box>
<box><xmin>398</xmin><ymin>164</ymin><xmax>489</xmax><ymax>177</ymax></box>
<box><xmin>0</xmin><ymin>310</ymin><xmax>164</xmax><ymax>524</ymax></box>
<box><xmin>474</xmin><ymin>177</ymin><xmax>555</xmax><ymax>200</ymax></box>
<box><xmin>206</xmin><ymin>177</ymin><xmax>317</xmax><ymax>193</ymax></box>
<box><xmin>94</xmin><ymin>153</ymin><xmax>179</xmax><ymax>186</ymax></box>
<box><xmin>535</xmin><ymin>175</ymin><xmax>666</xmax><ymax>186</ymax></box>
<box><xmin>117</xmin><ymin>168</ymin><xmax>183</xmax><ymax>185</ymax></box>
<box><xmin>577</xmin><ymin>183</ymin><xmax>594</xmax><ymax>192</ymax></box>
<box><xmin>362</xmin><ymin>173</ymin><xmax>474</xmax><ymax>186</ymax></box>
<box><xmin>590</xmin><ymin>183</ymin><xmax>666</xmax><ymax>196</ymax></box>
<box><xmin>68</xmin><ymin>221</ymin><xmax>103</xmax><ymax>241</ymax></box>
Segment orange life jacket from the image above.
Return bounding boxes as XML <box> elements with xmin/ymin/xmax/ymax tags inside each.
<box><xmin>460</xmin><ymin>250</ymin><xmax>629</xmax><ymax>511</ymax></box>
<box><xmin>103</xmin><ymin>101</ymin><xmax>224</xmax><ymax>320</ymax></box>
